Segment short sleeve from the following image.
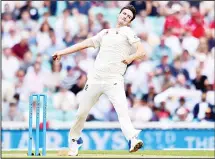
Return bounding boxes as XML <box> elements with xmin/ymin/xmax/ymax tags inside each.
<box><xmin>125</xmin><ymin>27</ymin><xmax>140</xmax><ymax>45</ymax></box>
<box><xmin>90</xmin><ymin>29</ymin><xmax>107</xmax><ymax>48</ymax></box>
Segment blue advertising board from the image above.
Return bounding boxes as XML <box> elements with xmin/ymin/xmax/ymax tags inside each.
<box><xmin>1</xmin><ymin>129</ymin><xmax>214</xmax><ymax>150</ymax></box>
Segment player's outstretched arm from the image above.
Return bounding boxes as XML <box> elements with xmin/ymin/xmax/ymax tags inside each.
<box><xmin>122</xmin><ymin>41</ymin><xmax>145</xmax><ymax>65</ymax></box>
<box><xmin>52</xmin><ymin>38</ymin><xmax>94</xmax><ymax>61</ymax></box>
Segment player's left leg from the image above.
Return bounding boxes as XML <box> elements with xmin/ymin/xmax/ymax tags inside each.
<box><xmin>104</xmin><ymin>80</ymin><xmax>143</xmax><ymax>152</ymax></box>
<box><xmin>68</xmin><ymin>81</ymin><xmax>103</xmax><ymax>156</ymax></box>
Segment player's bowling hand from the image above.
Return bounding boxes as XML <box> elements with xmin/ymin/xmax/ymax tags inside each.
<box><xmin>52</xmin><ymin>52</ymin><xmax>61</xmax><ymax>61</ymax></box>
<box><xmin>122</xmin><ymin>57</ymin><xmax>132</xmax><ymax>65</ymax></box>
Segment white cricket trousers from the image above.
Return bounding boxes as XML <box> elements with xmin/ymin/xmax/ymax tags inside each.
<box><xmin>69</xmin><ymin>76</ymin><xmax>139</xmax><ymax>141</ymax></box>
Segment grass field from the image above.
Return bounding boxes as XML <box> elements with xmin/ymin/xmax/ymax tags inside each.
<box><xmin>2</xmin><ymin>150</ymin><xmax>215</xmax><ymax>158</ymax></box>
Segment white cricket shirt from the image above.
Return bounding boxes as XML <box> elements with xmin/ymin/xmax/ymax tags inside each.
<box><xmin>90</xmin><ymin>26</ymin><xmax>140</xmax><ymax>80</ymax></box>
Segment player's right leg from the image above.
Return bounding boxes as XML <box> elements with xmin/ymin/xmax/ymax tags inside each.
<box><xmin>68</xmin><ymin>81</ymin><xmax>102</xmax><ymax>156</ymax></box>
<box><xmin>104</xmin><ymin>81</ymin><xmax>143</xmax><ymax>152</ymax></box>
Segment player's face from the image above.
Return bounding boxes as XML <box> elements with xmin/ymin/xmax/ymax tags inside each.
<box><xmin>118</xmin><ymin>9</ymin><xmax>133</xmax><ymax>26</ymax></box>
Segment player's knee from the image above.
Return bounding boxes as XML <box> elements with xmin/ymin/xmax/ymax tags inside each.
<box><xmin>76</xmin><ymin>110</ymin><xmax>89</xmax><ymax>119</ymax></box>
<box><xmin>117</xmin><ymin>111</ymin><xmax>129</xmax><ymax>118</ymax></box>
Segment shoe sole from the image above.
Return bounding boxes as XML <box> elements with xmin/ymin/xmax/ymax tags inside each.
<box><xmin>129</xmin><ymin>141</ymin><xmax>143</xmax><ymax>153</ymax></box>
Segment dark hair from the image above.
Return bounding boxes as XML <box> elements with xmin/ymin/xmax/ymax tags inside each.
<box><xmin>120</xmin><ymin>5</ymin><xmax>136</xmax><ymax>21</ymax></box>
<box><xmin>50</xmin><ymin>59</ymin><xmax>62</xmax><ymax>72</ymax></box>
<box><xmin>40</xmin><ymin>21</ymin><xmax>52</xmax><ymax>32</ymax></box>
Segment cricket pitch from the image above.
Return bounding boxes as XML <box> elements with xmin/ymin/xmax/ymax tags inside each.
<box><xmin>2</xmin><ymin>150</ymin><xmax>215</xmax><ymax>158</ymax></box>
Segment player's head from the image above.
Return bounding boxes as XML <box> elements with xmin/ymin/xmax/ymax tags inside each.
<box><xmin>118</xmin><ymin>5</ymin><xmax>136</xmax><ymax>26</ymax></box>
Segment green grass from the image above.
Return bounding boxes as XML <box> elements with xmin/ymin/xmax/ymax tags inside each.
<box><xmin>2</xmin><ymin>150</ymin><xmax>215</xmax><ymax>158</ymax></box>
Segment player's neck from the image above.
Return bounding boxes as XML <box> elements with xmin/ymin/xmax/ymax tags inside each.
<box><xmin>116</xmin><ymin>23</ymin><xmax>126</xmax><ymax>28</ymax></box>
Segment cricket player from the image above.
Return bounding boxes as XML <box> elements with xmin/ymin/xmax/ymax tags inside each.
<box><xmin>53</xmin><ymin>5</ymin><xmax>145</xmax><ymax>156</ymax></box>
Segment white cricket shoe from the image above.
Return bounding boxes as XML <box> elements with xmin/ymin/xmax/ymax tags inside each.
<box><xmin>68</xmin><ymin>137</ymin><xmax>83</xmax><ymax>156</ymax></box>
<box><xmin>128</xmin><ymin>130</ymin><xmax>143</xmax><ymax>152</ymax></box>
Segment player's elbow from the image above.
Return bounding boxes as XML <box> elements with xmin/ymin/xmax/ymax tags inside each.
<box><xmin>138</xmin><ymin>51</ymin><xmax>145</xmax><ymax>59</ymax></box>
<box><xmin>136</xmin><ymin>43</ymin><xmax>145</xmax><ymax>59</ymax></box>
<box><xmin>137</xmin><ymin>46</ymin><xmax>145</xmax><ymax>59</ymax></box>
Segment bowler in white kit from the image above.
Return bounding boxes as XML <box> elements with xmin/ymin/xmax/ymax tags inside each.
<box><xmin>53</xmin><ymin>5</ymin><xmax>146</xmax><ymax>156</ymax></box>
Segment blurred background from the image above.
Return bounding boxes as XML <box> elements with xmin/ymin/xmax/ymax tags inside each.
<box><xmin>1</xmin><ymin>1</ymin><xmax>215</xmax><ymax>150</ymax></box>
